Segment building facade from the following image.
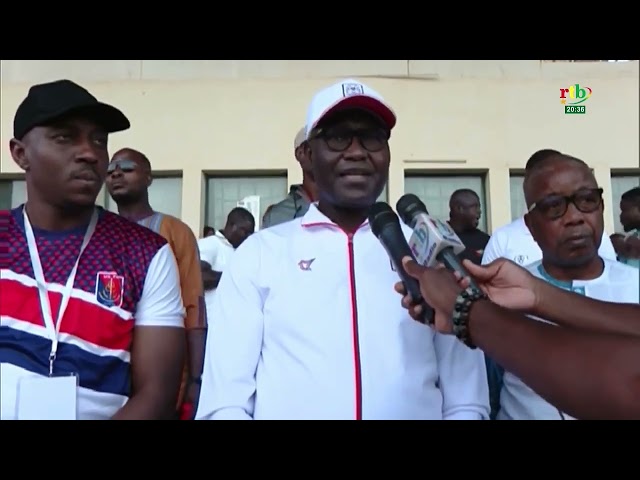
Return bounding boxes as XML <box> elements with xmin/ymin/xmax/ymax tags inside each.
<box><xmin>1</xmin><ymin>60</ymin><xmax>638</xmax><ymax>235</ymax></box>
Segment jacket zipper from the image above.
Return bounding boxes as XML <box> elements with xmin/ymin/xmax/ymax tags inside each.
<box><xmin>302</xmin><ymin>222</ymin><xmax>364</xmax><ymax>420</ymax></box>
<box><xmin>347</xmin><ymin>233</ymin><xmax>363</xmax><ymax>420</ymax></box>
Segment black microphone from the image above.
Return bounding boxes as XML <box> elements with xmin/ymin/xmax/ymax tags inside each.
<box><xmin>368</xmin><ymin>201</ymin><xmax>435</xmax><ymax>324</ymax></box>
<box><xmin>396</xmin><ymin>194</ymin><xmax>481</xmax><ymax>292</ymax></box>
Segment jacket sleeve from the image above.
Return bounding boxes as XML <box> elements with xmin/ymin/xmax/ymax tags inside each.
<box><xmin>195</xmin><ymin>235</ymin><xmax>264</xmax><ymax>420</ymax></box>
<box><xmin>198</xmin><ymin>237</ymin><xmax>219</xmax><ymax>269</ymax></box>
<box><xmin>169</xmin><ymin>222</ymin><xmax>204</xmax><ymax>329</ymax></box>
<box><xmin>433</xmin><ymin>332</ymin><xmax>491</xmax><ymax>420</ymax></box>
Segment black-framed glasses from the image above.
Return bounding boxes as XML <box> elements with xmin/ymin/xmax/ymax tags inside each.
<box><xmin>309</xmin><ymin>127</ymin><xmax>389</xmax><ymax>152</ymax></box>
<box><xmin>528</xmin><ymin>187</ymin><xmax>604</xmax><ymax>220</ymax></box>
<box><xmin>107</xmin><ymin>159</ymin><xmax>137</xmax><ymax>173</ymax></box>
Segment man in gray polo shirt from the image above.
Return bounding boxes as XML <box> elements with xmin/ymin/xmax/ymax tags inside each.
<box><xmin>262</xmin><ymin>127</ymin><xmax>317</xmax><ymax>228</ymax></box>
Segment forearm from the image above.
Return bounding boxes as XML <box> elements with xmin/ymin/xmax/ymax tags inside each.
<box><xmin>111</xmin><ymin>388</ymin><xmax>177</xmax><ymax>420</ymax></box>
<box><xmin>186</xmin><ymin>328</ymin><xmax>207</xmax><ymax>378</ymax></box>
<box><xmin>535</xmin><ymin>280</ymin><xmax>640</xmax><ymax>337</ymax></box>
<box><xmin>468</xmin><ymin>299</ymin><xmax>640</xmax><ymax>420</ymax></box>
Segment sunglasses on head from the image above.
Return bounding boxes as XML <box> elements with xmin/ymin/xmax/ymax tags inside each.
<box><xmin>528</xmin><ymin>187</ymin><xmax>604</xmax><ymax>220</ymax></box>
<box><xmin>107</xmin><ymin>159</ymin><xmax>137</xmax><ymax>173</ymax></box>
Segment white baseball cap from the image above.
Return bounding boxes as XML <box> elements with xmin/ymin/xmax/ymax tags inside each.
<box><xmin>304</xmin><ymin>78</ymin><xmax>396</xmax><ymax>139</ymax></box>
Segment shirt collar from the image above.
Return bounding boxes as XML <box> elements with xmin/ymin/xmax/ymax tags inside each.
<box><xmin>215</xmin><ymin>230</ymin><xmax>233</xmax><ymax>248</ymax></box>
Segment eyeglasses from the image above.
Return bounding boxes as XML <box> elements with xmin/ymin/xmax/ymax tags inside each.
<box><xmin>528</xmin><ymin>187</ymin><xmax>604</xmax><ymax>220</ymax></box>
<box><xmin>309</xmin><ymin>127</ymin><xmax>389</xmax><ymax>152</ymax></box>
<box><xmin>107</xmin><ymin>159</ymin><xmax>137</xmax><ymax>173</ymax></box>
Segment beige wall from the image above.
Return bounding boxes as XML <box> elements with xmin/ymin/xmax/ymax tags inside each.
<box><xmin>2</xmin><ymin>60</ymin><xmax>638</xmax><ymax>234</ymax></box>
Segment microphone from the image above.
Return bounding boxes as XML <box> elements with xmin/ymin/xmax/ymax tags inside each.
<box><xmin>396</xmin><ymin>194</ymin><xmax>481</xmax><ymax>291</ymax></box>
<box><xmin>368</xmin><ymin>202</ymin><xmax>435</xmax><ymax>324</ymax></box>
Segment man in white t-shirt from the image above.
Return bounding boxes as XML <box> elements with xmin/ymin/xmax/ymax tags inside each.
<box><xmin>482</xmin><ymin>149</ymin><xmax>616</xmax><ymax>267</ymax></box>
<box><xmin>198</xmin><ymin>207</ymin><xmax>255</xmax><ymax>312</ymax></box>
<box><xmin>496</xmin><ymin>153</ymin><xmax>638</xmax><ymax>420</ymax></box>
<box><xmin>482</xmin><ymin>149</ymin><xmax>617</xmax><ymax>419</ymax></box>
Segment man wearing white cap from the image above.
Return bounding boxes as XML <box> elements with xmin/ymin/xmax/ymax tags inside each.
<box><xmin>261</xmin><ymin>127</ymin><xmax>317</xmax><ymax>228</ymax></box>
<box><xmin>196</xmin><ymin>78</ymin><xmax>490</xmax><ymax>420</ymax></box>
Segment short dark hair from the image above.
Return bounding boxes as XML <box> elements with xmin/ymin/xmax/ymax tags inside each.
<box><xmin>621</xmin><ymin>187</ymin><xmax>640</xmax><ymax>206</ymax></box>
<box><xmin>523</xmin><ymin>153</ymin><xmax>591</xmax><ymax>207</ymax></box>
<box><xmin>227</xmin><ymin>207</ymin><xmax>255</xmax><ymax>226</ymax></box>
<box><xmin>525</xmin><ymin>149</ymin><xmax>562</xmax><ymax>171</ymax></box>
<box><xmin>524</xmin><ymin>153</ymin><xmax>589</xmax><ymax>185</ymax></box>
<box><xmin>449</xmin><ymin>189</ymin><xmax>479</xmax><ymax>208</ymax></box>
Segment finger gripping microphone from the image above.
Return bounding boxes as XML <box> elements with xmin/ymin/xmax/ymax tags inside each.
<box><xmin>368</xmin><ymin>201</ymin><xmax>435</xmax><ymax>324</ymax></box>
<box><xmin>396</xmin><ymin>194</ymin><xmax>481</xmax><ymax>291</ymax></box>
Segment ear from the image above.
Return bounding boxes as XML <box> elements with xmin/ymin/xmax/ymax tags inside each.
<box><xmin>303</xmin><ymin>143</ymin><xmax>315</xmax><ymax>170</ymax></box>
<box><xmin>524</xmin><ymin>212</ymin><xmax>534</xmax><ymax>236</ymax></box>
<box><xmin>10</xmin><ymin>138</ymin><xmax>29</xmax><ymax>172</ymax></box>
<box><xmin>145</xmin><ymin>173</ymin><xmax>153</xmax><ymax>188</ymax></box>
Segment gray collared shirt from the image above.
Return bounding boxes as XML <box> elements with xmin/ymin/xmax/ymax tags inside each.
<box><xmin>261</xmin><ymin>184</ymin><xmax>311</xmax><ymax>229</ymax></box>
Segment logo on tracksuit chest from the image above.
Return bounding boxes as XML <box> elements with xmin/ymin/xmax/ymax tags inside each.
<box><xmin>298</xmin><ymin>259</ymin><xmax>315</xmax><ymax>271</ymax></box>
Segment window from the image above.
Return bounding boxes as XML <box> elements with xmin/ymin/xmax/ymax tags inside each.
<box><xmin>105</xmin><ymin>176</ymin><xmax>183</xmax><ymax>219</ymax></box>
<box><xmin>611</xmin><ymin>173</ymin><xmax>640</xmax><ymax>233</ymax></box>
<box><xmin>509</xmin><ymin>174</ymin><xmax>526</xmax><ymax>221</ymax></box>
<box><xmin>0</xmin><ymin>179</ymin><xmax>27</xmax><ymax>210</ymax></box>
<box><xmin>206</xmin><ymin>175</ymin><xmax>288</xmax><ymax>231</ymax></box>
<box><xmin>404</xmin><ymin>173</ymin><xmax>488</xmax><ymax>232</ymax></box>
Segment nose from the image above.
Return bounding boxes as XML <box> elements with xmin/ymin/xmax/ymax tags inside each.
<box><xmin>562</xmin><ymin>201</ymin><xmax>585</xmax><ymax>226</ymax></box>
<box><xmin>343</xmin><ymin>137</ymin><xmax>368</xmax><ymax>160</ymax></box>
<box><xmin>74</xmin><ymin>137</ymin><xmax>103</xmax><ymax>165</ymax></box>
<box><xmin>108</xmin><ymin>167</ymin><xmax>122</xmax><ymax>178</ymax></box>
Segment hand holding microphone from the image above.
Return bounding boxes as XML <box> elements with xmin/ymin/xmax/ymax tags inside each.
<box><xmin>368</xmin><ymin>202</ymin><xmax>435</xmax><ymax>325</ymax></box>
<box><xmin>394</xmin><ymin>257</ymin><xmax>469</xmax><ymax>335</ymax></box>
<box><xmin>457</xmin><ymin>258</ymin><xmax>540</xmax><ymax>313</ymax></box>
<box><xmin>396</xmin><ymin>194</ymin><xmax>482</xmax><ymax>293</ymax></box>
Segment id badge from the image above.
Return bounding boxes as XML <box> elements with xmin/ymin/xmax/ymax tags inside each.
<box><xmin>17</xmin><ymin>374</ymin><xmax>79</xmax><ymax>420</ymax></box>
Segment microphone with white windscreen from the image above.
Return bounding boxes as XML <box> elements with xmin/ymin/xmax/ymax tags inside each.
<box><xmin>396</xmin><ymin>194</ymin><xmax>482</xmax><ymax>292</ymax></box>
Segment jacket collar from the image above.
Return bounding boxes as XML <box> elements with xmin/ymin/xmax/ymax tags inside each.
<box><xmin>300</xmin><ymin>203</ymin><xmax>370</xmax><ymax>232</ymax></box>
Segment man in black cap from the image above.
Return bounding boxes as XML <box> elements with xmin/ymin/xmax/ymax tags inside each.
<box><xmin>0</xmin><ymin>80</ymin><xmax>187</xmax><ymax>420</ymax></box>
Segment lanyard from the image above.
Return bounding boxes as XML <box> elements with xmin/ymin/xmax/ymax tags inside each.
<box><xmin>23</xmin><ymin>207</ymin><xmax>99</xmax><ymax>376</ymax></box>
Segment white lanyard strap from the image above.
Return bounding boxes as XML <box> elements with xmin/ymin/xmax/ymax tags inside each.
<box><xmin>23</xmin><ymin>207</ymin><xmax>99</xmax><ymax>376</ymax></box>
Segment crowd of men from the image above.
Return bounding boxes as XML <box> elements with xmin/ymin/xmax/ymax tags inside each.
<box><xmin>0</xmin><ymin>77</ymin><xmax>638</xmax><ymax>420</ymax></box>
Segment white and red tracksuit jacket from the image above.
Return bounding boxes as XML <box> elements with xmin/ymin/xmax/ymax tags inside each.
<box><xmin>196</xmin><ymin>204</ymin><xmax>490</xmax><ymax>420</ymax></box>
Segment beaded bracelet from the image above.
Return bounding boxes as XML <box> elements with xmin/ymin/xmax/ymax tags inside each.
<box><xmin>452</xmin><ymin>287</ymin><xmax>487</xmax><ymax>349</ymax></box>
